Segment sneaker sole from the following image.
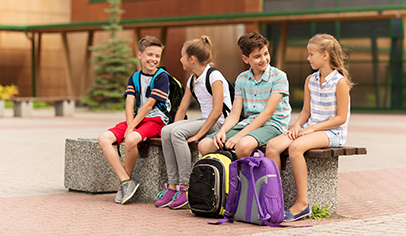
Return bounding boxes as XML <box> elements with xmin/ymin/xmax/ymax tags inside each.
<box><xmin>155</xmin><ymin>201</ymin><xmax>173</xmax><ymax>208</ymax></box>
<box><xmin>284</xmin><ymin>210</ymin><xmax>312</xmax><ymax>222</ymax></box>
<box><xmin>121</xmin><ymin>183</ymin><xmax>140</xmax><ymax>205</ymax></box>
<box><xmin>169</xmin><ymin>201</ymin><xmax>188</xmax><ymax>210</ymax></box>
<box><xmin>115</xmin><ymin>199</ymin><xmax>121</xmax><ymax>204</ymax></box>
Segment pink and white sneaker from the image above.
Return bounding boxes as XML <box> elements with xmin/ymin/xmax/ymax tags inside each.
<box><xmin>169</xmin><ymin>186</ymin><xmax>188</xmax><ymax>209</ymax></box>
<box><xmin>155</xmin><ymin>184</ymin><xmax>176</xmax><ymax>208</ymax></box>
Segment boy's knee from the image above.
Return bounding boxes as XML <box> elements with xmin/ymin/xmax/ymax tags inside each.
<box><xmin>198</xmin><ymin>138</ymin><xmax>213</xmax><ymax>155</ymax></box>
<box><xmin>235</xmin><ymin>141</ymin><xmax>255</xmax><ymax>158</ymax></box>
<box><xmin>98</xmin><ymin>131</ymin><xmax>112</xmax><ymax>147</ymax></box>
<box><xmin>124</xmin><ymin>132</ymin><xmax>142</xmax><ymax>149</ymax></box>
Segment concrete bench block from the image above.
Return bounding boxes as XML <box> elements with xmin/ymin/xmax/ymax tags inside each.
<box><xmin>130</xmin><ymin>143</ymin><xmax>200</xmax><ymax>203</ymax></box>
<box><xmin>282</xmin><ymin>156</ymin><xmax>339</xmax><ymax>213</ymax></box>
<box><xmin>0</xmin><ymin>100</ymin><xmax>4</xmax><ymax>117</ymax></box>
<box><xmin>64</xmin><ymin>138</ymin><xmax>124</xmax><ymax>193</ymax></box>
<box><xmin>64</xmin><ymin>138</ymin><xmax>200</xmax><ymax>203</ymax></box>
<box><xmin>55</xmin><ymin>100</ymin><xmax>75</xmax><ymax>117</ymax></box>
<box><xmin>13</xmin><ymin>100</ymin><xmax>33</xmax><ymax>117</ymax></box>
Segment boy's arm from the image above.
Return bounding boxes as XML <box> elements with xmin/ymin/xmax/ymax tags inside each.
<box><xmin>225</xmin><ymin>93</ymin><xmax>283</xmax><ymax>149</ymax></box>
<box><xmin>124</xmin><ymin>97</ymin><xmax>157</xmax><ymax>138</ymax></box>
<box><xmin>188</xmin><ymin>80</ymin><xmax>223</xmax><ymax>142</ymax></box>
<box><xmin>174</xmin><ymin>86</ymin><xmax>192</xmax><ymax>123</ymax></box>
<box><xmin>125</xmin><ymin>95</ymin><xmax>136</xmax><ymax>126</ymax></box>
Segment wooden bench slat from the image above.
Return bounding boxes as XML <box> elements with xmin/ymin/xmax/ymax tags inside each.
<box><xmin>144</xmin><ymin>138</ymin><xmax>366</xmax><ymax>159</ymax></box>
<box><xmin>13</xmin><ymin>97</ymin><xmax>79</xmax><ymax>102</ymax></box>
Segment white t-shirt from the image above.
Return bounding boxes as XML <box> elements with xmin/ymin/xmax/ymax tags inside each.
<box><xmin>187</xmin><ymin>65</ymin><xmax>232</xmax><ymax>124</ymax></box>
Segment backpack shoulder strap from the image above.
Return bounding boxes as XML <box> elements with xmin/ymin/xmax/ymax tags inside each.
<box><xmin>132</xmin><ymin>71</ymin><xmax>142</xmax><ymax>94</ymax></box>
<box><xmin>150</xmin><ymin>67</ymin><xmax>169</xmax><ymax>90</ymax></box>
<box><xmin>205</xmin><ymin>67</ymin><xmax>218</xmax><ymax>95</ymax></box>
<box><xmin>132</xmin><ymin>71</ymin><xmax>142</xmax><ymax>110</ymax></box>
<box><xmin>188</xmin><ymin>75</ymin><xmax>199</xmax><ymax>104</ymax></box>
<box><xmin>205</xmin><ymin>67</ymin><xmax>231</xmax><ymax>118</ymax></box>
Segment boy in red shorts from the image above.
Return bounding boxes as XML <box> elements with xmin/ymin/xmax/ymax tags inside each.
<box><xmin>98</xmin><ymin>35</ymin><xmax>170</xmax><ymax>204</ymax></box>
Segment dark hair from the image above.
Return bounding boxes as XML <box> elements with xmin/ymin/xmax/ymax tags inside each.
<box><xmin>139</xmin><ymin>35</ymin><xmax>164</xmax><ymax>52</ymax></box>
<box><xmin>183</xmin><ymin>35</ymin><xmax>213</xmax><ymax>66</ymax></box>
<box><xmin>237</xmin><ymin>32</ymin><xmax>269</xmax><ymax>57</ymax></box>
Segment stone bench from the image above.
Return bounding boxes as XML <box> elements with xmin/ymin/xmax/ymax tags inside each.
<box><xmin>259</xmin><ymin>145</ymin><xmax>367</xmax><ymax>214</ymax></box>
<box><xmin>12</xmin><ymin>96</ymin><xmax>78</xmax><ymax>117</ymax></box>
<box><xmin>64</xmin><ymin>137</ymin><xmax>366</xmax><ymax>212</ymax></box>
<box><xmin>64</xmin><ymin>138</ymin><xmax>200</xmax><ymax>203</ymax></box>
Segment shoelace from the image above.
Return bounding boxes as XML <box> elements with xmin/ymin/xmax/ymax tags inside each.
<box><xmin>155</xmin><ymin>190</ymin><xmax>167</xmax><ymax>200</ymax></box>
<box><xmin>118</xmin><ymin>183</ymin><xmax>124</xmax><ymax>192</ymax></box>
<box><xmin>172</xmin><ymin>191</ymin><xmax>181</xmax><ymax>201</ymax></box>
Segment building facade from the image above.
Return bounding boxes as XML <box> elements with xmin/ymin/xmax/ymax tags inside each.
<box><xmin>1</xmin><ymin>0</ymin><xmax>405</xmax><ymax>110</ymax></box>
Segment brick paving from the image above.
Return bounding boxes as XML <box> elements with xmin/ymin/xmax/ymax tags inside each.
<box><xmin>1</xmin><ymin>108</ymin><xmax>406</xmax><ymax>235</ymax></box>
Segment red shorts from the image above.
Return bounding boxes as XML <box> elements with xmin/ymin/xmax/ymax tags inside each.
<box><xmin>108</xmin><ymin>117</ymin><xmax>166</xmax><ymax>145</ymax></box>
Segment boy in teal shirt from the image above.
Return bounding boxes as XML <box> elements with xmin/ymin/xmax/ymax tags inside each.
<box><xmin>198</xmin><ymin>32</ymin><xmax>291</xmax><ymax>159</ymax></box>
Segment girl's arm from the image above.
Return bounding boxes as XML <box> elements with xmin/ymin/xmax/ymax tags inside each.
<box><xmin>224</xmin><ymin>92</ymin><xmax>283</xmax><ymax>149</ymax></box>
<box><xmin>174</xmin><ymin>86</ymin><xmax>193</xmax><ymax>123</ymax></box>
<box><xmin>299</xmin><ymin>78</ymin><xmax>349</xmax><ymax>137</ymax></box>
<box><xmin>187</xmin><ymin>80</ymin><xmax>223</xmax><ymax>143</ymax></box>
<box><xmin>124</xmin><ymin>97</ymin><xmax>157</xmax><ymax>138</ymax></box>
<box><xmin>286</xmin><ymin>75</ymin><xmax>312</xmax><ymax>139</ymax></box>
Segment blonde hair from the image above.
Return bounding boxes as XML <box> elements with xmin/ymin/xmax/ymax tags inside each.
<box><xmin>308</xmin><ymin>34</ymin><xmax>353</xmax><ymax>89</ymax></box>
<box><xmin>183</xmin><ymin>35</ymin><xmax>214</xmax><ymax>66</ymax></box>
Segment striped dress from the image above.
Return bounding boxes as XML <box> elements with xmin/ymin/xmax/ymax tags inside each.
<box><xmin>302</xmin><ymin>70</ymin><xmax>350</xmax><ymax>145</ymax></box>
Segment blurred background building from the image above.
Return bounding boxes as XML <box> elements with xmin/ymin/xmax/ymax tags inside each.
<box><xmin>1</xmin><ymin>0</ymin><xmax>405</xmax><ymax>110</ymax></box>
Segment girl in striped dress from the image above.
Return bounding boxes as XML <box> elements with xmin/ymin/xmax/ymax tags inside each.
<box><xmin>266</xmin><ymin>34</ymin><xmax>353</xmax><ymax>222</ymax></box>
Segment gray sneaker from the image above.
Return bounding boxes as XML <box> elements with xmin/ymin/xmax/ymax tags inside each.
<box><xmin>121</xmin><ymin>180</ymin><xmax>140</xmax><ymax>204</ymax></box>
<box><xmin>115</xmin><ymin>184</ymin><xmax>124</xmax><ymax>204</ymax></box>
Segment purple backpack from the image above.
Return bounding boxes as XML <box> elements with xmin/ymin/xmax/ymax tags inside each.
<box><xmin>211</xmin><ymin>149</ymin><xmax>285</xmax><ymax>227</ymax></box>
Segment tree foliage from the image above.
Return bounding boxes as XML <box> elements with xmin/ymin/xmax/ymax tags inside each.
<box><xmin>82</xmin><ymin>0</ymin><xmax>138</xmax><ymax>110</ymax></box>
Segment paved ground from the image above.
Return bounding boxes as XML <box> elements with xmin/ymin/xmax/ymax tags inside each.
<box><xmin>0</xmin><ymin>108</ymin><xmax>406</xmax><ymax>235</ymax></box>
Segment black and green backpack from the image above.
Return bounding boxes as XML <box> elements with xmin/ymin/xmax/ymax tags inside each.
<box><xmin>132</xmin><ymin>67</ymin><xmax>185</xmax><ymax>123</ymax></box>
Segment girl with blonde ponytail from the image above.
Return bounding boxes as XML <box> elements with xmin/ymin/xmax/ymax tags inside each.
<box><xmin>155</xmin><ymin>35</ymin><xmax>232</xmax><ymax>209</ymax></box>
<box><xmin>266</xmin><ymin>33</ymin><xmax>351</xmax><ymax>221</ymax></box>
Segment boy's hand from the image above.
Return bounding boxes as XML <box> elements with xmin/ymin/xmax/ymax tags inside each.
<box><xmin>124</xmin><ymin>126</ymin><xmax>134</xmax><ymax>139</ymax></box>
<box><xmin>213</xmin><ymin>130</ymin><xmax>226</xmax><ymax>149</ymax></box>
<box><xmin>225</xmin><ymin>133</ymin><xmax>243</xmax><ymax>150</ymax></box>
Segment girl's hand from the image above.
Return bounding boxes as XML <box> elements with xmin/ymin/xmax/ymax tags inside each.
<box><xmin>297</xmin><ymin>126</ymin><xmax>315</xmax><ymax>137</ymax></box>
<box><xmin>187</xmin><ymin>135</ymin><xmax>200</xmax><ymax>143</ymax></box>
<box><xmin>213</xmin><ymin>130</ymin><xmax>226</xmax><ymax>149</ymax></box>
<box><xmin>285</xmin><ymin>124</ymin><xmax>301</xmax><ymax>140</ymax></box>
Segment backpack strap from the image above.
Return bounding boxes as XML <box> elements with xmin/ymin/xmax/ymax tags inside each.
<box><xmin>248</xmin><ymin>150</ymin><xmax>312</xmax><ymax>228</ymax></box>
<box><xmin>205</xmin><ymin>67</ymin><xmax>231</xmax><ymax>118</ymax></box>
<box><xmin>151</xmin><ymin>68</ymin><xmax>173</xmax><ymax>122</ymax></box>
<box><xmin>208</xmin><ymin>159</ymin><xmax>239</xmax><ymax>225</ymax></box>
<box><xmin>132</xmin><ymin>71</ymin><xmax>142</xmax><ymax>115</ymax></box>
<box><xmin>188</xmin><ymin>75</ymin><xmax>198</xmax><ymax>104</ymax></box>
<box><xmin>133</xmin><ymin>68</ymin><xmax>171</xmax><ymax>120</ymax></box>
